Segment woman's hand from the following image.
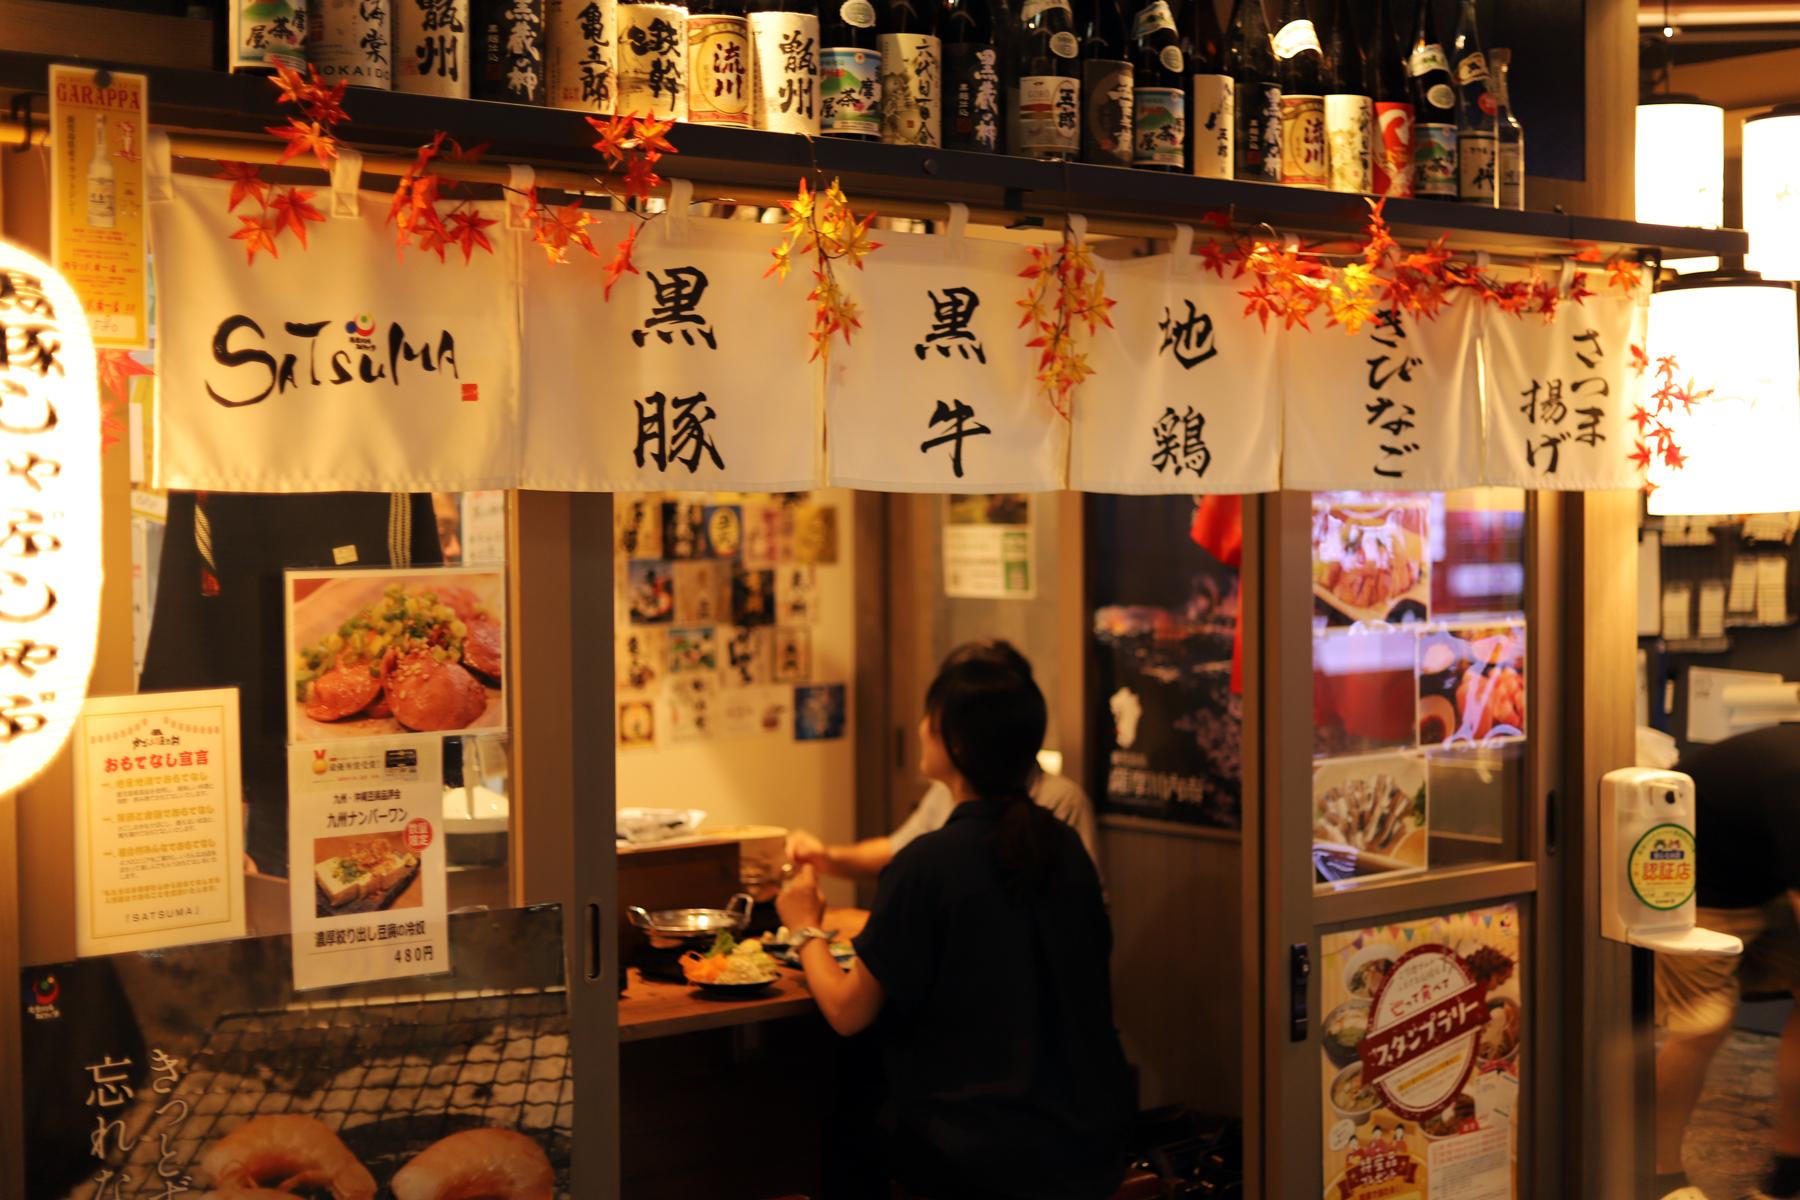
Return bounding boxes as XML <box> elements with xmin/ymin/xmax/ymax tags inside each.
<box><xmin>786</xmin><ymin>829</ymin><xmax>828</xmax><ymax>870</ymax></box>
<box><xmin>777</xmin><ymin>864</ymin><xmax>828</xmax><ymax>931</ymax></box>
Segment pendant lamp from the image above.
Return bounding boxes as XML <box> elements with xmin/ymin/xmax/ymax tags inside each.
<box><xmin>1636</xmin><ymin>96</ymin><xmax>1725</xmax><ymax>274</ymax></box>
<box><xmin>1743</xmin><ymin>105</ymin><xmax>1800</xmax><ymax>281</ymax></box>
<box><xmin>1645</xmin><ymin>272</ymin><xmax>1800</xmax><ymax>516</ymax></box>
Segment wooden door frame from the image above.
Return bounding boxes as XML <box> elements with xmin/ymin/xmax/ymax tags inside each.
<box><xmin>1256</xmin><ymin>489</ymin><xmax>1567</xmax><ymax>1200</ymax></box>
<box><xmin>510</xmin><ymin>491</ymin><xmax>620</xmax><ymax>1200</ymax></box>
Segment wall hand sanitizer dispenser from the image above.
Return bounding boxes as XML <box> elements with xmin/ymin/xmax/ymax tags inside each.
<box><xmin>1600</xmin><ymin>768</ymin><xmax>1743</xmax><ymax>956</ymax></box>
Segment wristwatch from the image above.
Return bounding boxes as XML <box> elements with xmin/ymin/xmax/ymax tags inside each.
<box><xmin>789</xmin><ymin>926</ymin><xmax>831</xmax><ymax>951</ymax></box>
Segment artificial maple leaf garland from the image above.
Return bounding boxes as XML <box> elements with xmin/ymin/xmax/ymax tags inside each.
<box><xmin>214</xmin><ymin>161</ymin><xmax>324</xmax><ymax>264</ymax></box>
<box><xmin>765</xmin><ymin>177</ymin><xmax>881</xmax><ymax>363</ymax></box>
<box><xmin>95</xmin><ymin>350</ymin><xmax>153</xmax><ymax>453</ymax></box>
<box><xmin>571</xmin><ymin>113</ymin><xmax>681</xmax><ymax>298</ymax></box>
<box><xmin>387</xmin><ymin>132</ymin><xmax>499</xmax><ymax>263</ymax></box>
<box><xmin>1629</xmin><ymin>348</ymin><xmax>1705</xmax><ymax>486</ymax></box>
<box><xmin>1018</xmin><ymin>220</ymin><xmax>1115</xmax><ymax>419</ymax></box>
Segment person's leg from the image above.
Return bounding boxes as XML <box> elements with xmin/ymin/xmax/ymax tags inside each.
<box><xmin>1780</xmin><ymin>997</ymin><xmax>1800</xmax><ymax>1158</ymax></box>
<box><xmin>1653</xmin><ymin>907</ymin><xmax>1757</xmax><ymax>1189</ymax></box>
<box><xmin>1657</xmin><ymin>1024</ymin><xmax>1734</xmax><ymax>1173</ymax></box>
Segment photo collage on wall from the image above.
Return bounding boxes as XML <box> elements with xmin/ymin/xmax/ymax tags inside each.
<box><xmin>1311</xmin><ymin>496</ymin><xmax>1528</xmax><ymax>885</ymax></box>
<box><xmin>616</xmin><ymin>494</ymin><xmax>846</xmax><ymax>748</ymax></box>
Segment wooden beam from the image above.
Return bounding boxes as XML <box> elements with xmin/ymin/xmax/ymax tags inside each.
<box><xmin>0</xmin><ymin>0</ymin><xmax>210</xmax><ymax>69</ymax></box>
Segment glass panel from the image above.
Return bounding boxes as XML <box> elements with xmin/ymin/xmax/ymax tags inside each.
<box><xmin>1310</xmin><ymin>489</ymin><xmax>1527</xmax><ymax>889</ymax></box>
<box><xmin>130</xmin><ymin>490</ymin><xmax>514</xmax><ymax>925</ymax></box>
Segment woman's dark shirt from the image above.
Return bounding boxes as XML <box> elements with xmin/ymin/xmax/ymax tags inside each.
<box><xmin>853</xmin><ymin>797</ymin><xmax>1133</xmax><ymax>1200</ymax></box>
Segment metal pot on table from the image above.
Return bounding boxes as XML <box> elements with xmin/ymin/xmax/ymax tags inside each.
<box><xmin>626</xmin><ymin>892</ymin><xmax>754</xmax><ymax>950</ymax></box>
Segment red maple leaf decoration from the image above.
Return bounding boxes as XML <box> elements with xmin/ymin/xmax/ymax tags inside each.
<box><xmin>603</xmin><ymin>226</ymin><xmax>642</xmax><ymax>299</ymax></box>
<box><xmin>269</xmin><ymin>187</ymin><xmax>324</xmax><ymax>249</ymax></box>
<box><xmin>230</xmin><ymin>214</ymin><xmax>281</xmax><ymax>263</ymax></box>
<box><xmin>1629</xmin><ymin>441</ymin><xmax>1654</xmax><ymax>471</ymax></box>
<box><xmin>447</xmin><ymin>208</ymin><xmax>498</xmax><ymax>263</ymax></box>
<box><xmin>267</xmin><ymin>119</ymin><xmax>338</xmax><ymax>168</ymax></box>
<box><xmin>215</xmin><ymin>162</ymin><xmax>269</xmax><ymax>213</ymax></box>
<box><xmin>95</xmin><ymin>350</ymin><xmax>153</xmax><ymax>453</ymax></box>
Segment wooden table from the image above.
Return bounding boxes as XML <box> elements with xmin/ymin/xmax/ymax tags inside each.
<box><xmin>616</xmin><ymin>908</ymin><xmax>868</xmax><ymax>1043</ymax></box>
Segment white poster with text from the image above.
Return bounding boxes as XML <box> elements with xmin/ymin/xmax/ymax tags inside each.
<box><xmin>287</xmin><ymin>734</ymin><xmax>449</xmax><ymax>991</ymax></box>
<box><xmin>72</xmin><ymin>688</ymin><xmax>245</xmax><ymax>956</ymax></box>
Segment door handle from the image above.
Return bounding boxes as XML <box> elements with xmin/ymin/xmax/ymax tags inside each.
<box><xmin>1289</xmin><ymin>943</ymin><xmax>1311</xmax><ymax>1043</ymax></box>
<box><xmin>1545</xmin><ymin>788</ymin><xmax>1558</xmax><ymax>857</ymax></box>
<box><xmin>584</xmin><ymin>901</ymin><xmax>602</xmax><ymax>982</ymax></box>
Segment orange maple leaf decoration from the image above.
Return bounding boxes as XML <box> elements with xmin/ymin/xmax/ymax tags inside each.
<box><xmin>388</xmin><ymin>132</ymin><xmax>501</xmax><ymax>262</ymax></box>
<box><xmin>523</xmin><ymin>187</ymin><xmax>602</xmax><ymax>264</ymax></box>
<box><xmin>1017</xmin><ymin>219</ymin><xmax>1113</xmax><ymax>418</ymax></box>
<box><xmin>220</xmin><ymin>66</ymin><xmax>347</xmax><ymax>261</ymax></box>
<box><xmin>603</xmin><ymin>226</ymin><xmax>642</xmax><ymax>299</ymax></box>
<box><xmin>1629</xmin><ymin>345</ymin><xmax>1701</xmax><ymax>490</ymax></box>
<box><xmin>95</xmin><ymin>350</ymin><xmax>153</xmax><ymax>453</ymax></box>
<box><xmin>767</xmin><ymin>177</ymin><xmax>882</xmax><ymax>362</ymax></box>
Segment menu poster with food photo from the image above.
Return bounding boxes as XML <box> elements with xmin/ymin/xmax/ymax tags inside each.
<box><xmin>287</xmin><ymin>734</ymin><xmax>449</xmax><ymax>991</ymax></box>
<box><xmin>72</xmin><ymin>689</ymin><xmax>246</xmax><ymax>957</ymax></box>
<box><xmin>285</xmin><ymin>568</ymin><xmax>507</xmax><ymax>745</ymax></box>
<box><xmin>1319</xmin><ymin>904</ymin><xmax>1524</xmax><ymax>1200</ymax></box>
<box><xmin>1417</xmin><ymin>625</ymin><xmax>1527</xmax><ymax>747</ymax></box>
<box><xmin>1313</xmin><ymin>751</ymin><xmax>1428</xmax><ymax>885</ymax></box>
<box><xmin>1313</xmin><ymin>499</ymin><xmax>1432</xmax><ymax>629</ymax></box>
<box><xmin>23</xmin><ymin>906</ymin><xmax>572</xmax><ymax>1200</ymax></box>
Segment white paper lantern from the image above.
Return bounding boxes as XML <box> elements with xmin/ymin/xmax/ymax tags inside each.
<box><xmin>1744</xmin><ymin>106</ymin><xmax>1800</xmax><ymax>282</ymax></box>
<box><xmin>0</xmin><ymin>237</ymin><xmax>104</xmax><ymax>794</ymax></box>
<box><xmin>1645</xmin><ymin>275</ymin><xmax>1800</xmax><ymax>515</ymax></box>
<box><xmin>1636</xmin><ymin>98</ymin><xmax>1724</xmax><ymax>274</ymax></box>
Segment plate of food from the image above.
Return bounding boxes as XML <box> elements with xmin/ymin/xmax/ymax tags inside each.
<box><xmin>764</xmin><ymin>925</ymin><xmax>856</xmax><ymax>967</ymax></box>
<box><xmin>1343</xmin><ymin>943</ymin><xmax>1398</xmax><ymax>1001</ymax></box>
<box><xmin>1311</xmin><ymin>501</ymin><xmax>1431</xmax><ymax>628</ymax></box>
<box><xmin>1312</xmin><ymin>753</ymin><xmax>1429</xmax><ymax>881</ymax></box>
<box><xmin>1321</xmin><ymin>999</ymin><xmax>1371</xmax><ymax>1070</ymax></box>
<box><xmin>287</xmin><ymin>569</ymin><xmax>506</xmax><ymax>743</ymax></box>
<box><xmin>1329</xmin><ymin>1061</ymin><xmax>1380</xmax><ymax>1126</ymax></box>
<box><xmin>314</xmin><ymin>833</ymin><xmax>422</xmax><ymax>918</ymax></box>
<box><xmin>681</xmin><ymin>932</ymin><xmax>782</xmax><ymax>994</ymax></box>
<box><xmin>1417</xmin><ymin>625</ymin><xmax>1526</xmax><ymax>746</ymax></box>
<box><xmin>1477</xmin><ymin>996</ymin><xmax>1522</xmax><ymax>1064</ymax></box>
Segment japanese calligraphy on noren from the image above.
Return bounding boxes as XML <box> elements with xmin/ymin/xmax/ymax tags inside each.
<box><xmin>636</xmin><ymin>390</ymin><xmax>725</xmax><ymax>474</ymax></box>
<box><xmin>915</xmin><ymin>286</ymin><xmax>985</xmax><ymax>362</ymax></box>
<box><xmin>920</xmin><ymin>398</ymin><xmax>991</xmax><ymax>478</ymax></box>
<box><xmin>0</xmin><ymin>246</ymin><xmax>102</xmax><ymax>798</ymax></box>
<box><xmin>634</xmin><ymin>266</ymin><xmax>717</xmax><ymax>349</ymax></box>
<box><xmin>1518</xmin><ymin>327</ymin><xmax>1610</xmax><ymax>476</ymax></box>
<box><xmin>1150</xmin><ymin>405</ymin><xmax>1210</xmax><ymax>478</ymax></box>
<box><xmin>1364</xmin><ymin>308</ymin><xmax>1423</xmax><ymax>480</ymax></box>
<box><xmin>1157</xmin><ymin>299</ymin><xmax>1217</xmax><ymax>369</ymax></box>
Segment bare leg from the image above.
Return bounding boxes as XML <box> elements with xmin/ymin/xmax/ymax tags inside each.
<box><xmin>1777</xmin><ymin>996</ymin><xmax>1800</xmax><ymax>1157</ymax></box>
<box><xmin>1656</xmin><ymin>1025</ymin><xmax>1732</xmax><ymax>1174</ymax></box>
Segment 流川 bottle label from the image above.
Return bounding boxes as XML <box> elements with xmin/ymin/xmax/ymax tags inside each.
<box><xmin>821</xmin><ymin>45</ymin><xmax>881</xmax><ymax>136</ymax></box>
<box><xmin>1133</xmin><ymin>85</ymin><xmax>1185</xmax><ymax>168</ymax></box>
<box><xmin>689</xmin><ymin>13</ymin><xmax>751</xmax><ymax>126</ymax></box>
<box><xmin>1279</xmin><ymin>93</ymin><xmax>1325</xmax><ymax>186</ymax></box>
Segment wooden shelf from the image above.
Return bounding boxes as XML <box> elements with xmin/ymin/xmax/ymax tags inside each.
<box><xmin>0</xmin><ymin>47</ymin><xmax>1747</xmax><ymax>260</ymax></box>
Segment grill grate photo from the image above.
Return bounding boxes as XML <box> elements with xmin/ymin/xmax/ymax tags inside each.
<box><xmin>116</xmin><ymin>985</ymin><xmax>574</xmax><ymax>1197</ymax></box>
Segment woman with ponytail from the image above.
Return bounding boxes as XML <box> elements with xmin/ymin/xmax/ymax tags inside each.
<box><xmin>779</xmin><ymin>641</ymin><xmax>1133</xmax><ymax>1200</ymax></box>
